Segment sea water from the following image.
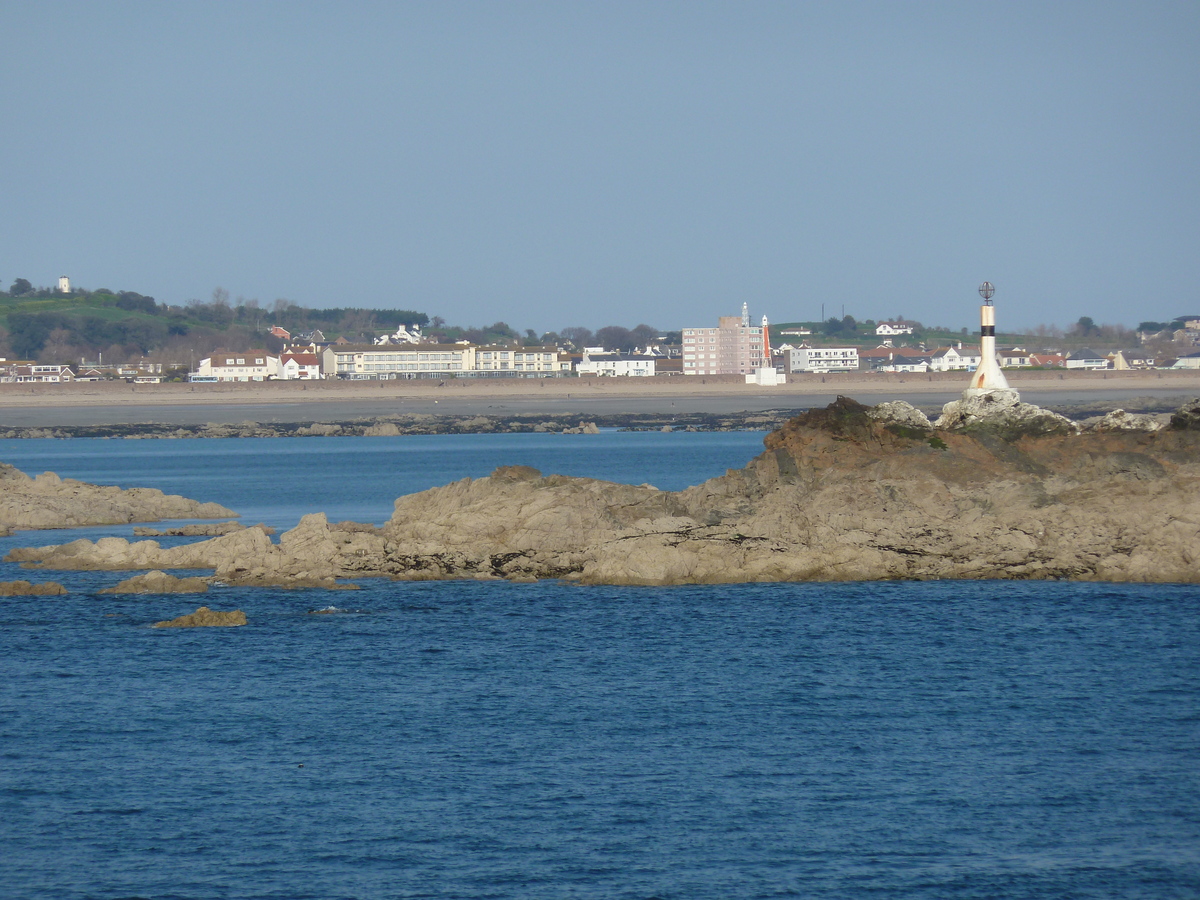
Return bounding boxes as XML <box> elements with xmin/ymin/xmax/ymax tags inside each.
<box><xmin>0</xmin><ymin>434</ymin><xmax>1197</xmax><ymax>899</ymax></box>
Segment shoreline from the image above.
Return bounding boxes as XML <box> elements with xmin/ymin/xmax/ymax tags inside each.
<box><xmin>1</xmin><ymin>370</ymin><xmax>1197</xmax><ymax>428</ymax></box>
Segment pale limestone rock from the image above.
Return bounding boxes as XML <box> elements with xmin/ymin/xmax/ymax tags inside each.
<box><xmin>0</xmin><ymin>463</ymin><xmax>236</xmax><ymax>534</ymax></box>
<box><xmin>363</xmin><ymin>422</ymin><xmax>401</xmax><ymax>436</ymax></box>
<box><xmin>935</xmin><ymin>388</ymin><xmax>1076</xmax><ymax>435</ymax></box>
<box><xmin>868</xmin><ymin>401</ymin><xmax>932</xmax><ymax>430</ymax></box>
<box><xmin>1089</xmin><ymin>409</ymin><xmax>1167</xmax><ymax>432</ymax></box>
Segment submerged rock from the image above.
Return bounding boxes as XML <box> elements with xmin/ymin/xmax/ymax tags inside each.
<box><xmin>0</xmin><ymin>580</ymin><xmax>68</xmax><ymax>596</ymax></box>
<box><xmin>152</xmin><ymin>606</ymin><xmax>246</xmax><ymax>628</ymax></box>
<box><xmin>101</xmin><ymin>570</ymin><xmax>209</xmax><ymax>594</ymax></box>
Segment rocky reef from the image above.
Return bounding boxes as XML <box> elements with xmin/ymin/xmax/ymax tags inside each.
<box><xmin>152</xmin><ymin>606</ymin><xmax>246</xmax><ymax>628</ymax></box>
<box><xmin>0</xmin><ymin>580</ymin><xmax>68</xmax><ymax>596</ymax></box>
<box><xmin>9</xmin><ymin>395</ymin><xmax>1199</xmax><ymax>585</ymax></box>
<box><xmin>100</xmin><ymin>570</ymin><xmax>210</xmax><ymax>594</ymax></box>
<box><xmin>0</xmin><ymin>463</ymin><xmax>236</xmax><ymax>536</ymax></box>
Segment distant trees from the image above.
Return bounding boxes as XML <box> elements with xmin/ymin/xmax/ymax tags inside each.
<box><xmin>1072</xmin><ymin>316</ymin><xmax>1099</xmax><ymax>337</ymax></box>
<box><xmin>821</xmin><ymin>315</ymin><xmax>858</xmax><ymax>336</ymax></box>
<box><xmin>8</xmin><ymin>312</ymin><xmax>52</xmax><ymax>357</ymax></box>
<box><xmin>9</xmin><ymin>278</ymin><xmax>32</xmax><ymax>296</ymax></box>
<box><xmin>115</xmin><ymin>291</ymin><xmax>157</xmax><ymax>314</ymax></box>
<box><xmin>559</xmin><ymin>323</ymin><xmax>659</xmax><ymax>352</ymax></box>
<box><xmin>594</xmin><ymin>325</ymin><xmax>634</xmax><ymax>351</ymax></box>
<box><xmin>559</xmin><ymin>326</ymin><xmax>594</xmax><ymax>349</ymax></box>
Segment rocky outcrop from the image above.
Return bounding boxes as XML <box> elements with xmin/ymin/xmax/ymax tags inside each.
<box><xmin>100</xmin><ymin>570</ymin><xmax>209</xmax><ymax>594</ymax></box>
<box><xmin>1170</xmin><ymin>397</ymin><xmax>1200</xmax><ymax>430</ymax></box>
<box><xmin>868</xmin><ymin>400</ymin><xmax>932</xmax><ymax>429</ymax></box>
<box><xmin>152</xmin><ymin>606</ymin><xmax>246</xmax><ymax>628</ymax></box>
<box><xmin>9</xmin><ymin>397</ymin><xmax>1200</xmax><ymax>584</ymax></box>
<box><xmin>1087</xmin><ymin>408</ymin><xmax>1168</xmax><ymax>432</ymax></box>
<box><xmin>562</xmin><ymin>421</ymin><xmax>601</xmax><ymax>434</ymax></box>
<box><xmin>0</xmin><ymin>463</ymin><xmax>236</xmax><ymax>534</ymax></box>
<box><xmin>934</xmin><ymin>388</ymin><xmax>1077</xmax><ymax>437</ymax></box>
<box><xmin>0</xmin><ymin>580</ymin><xmax>68</xmax><ymax>596</ymax></box>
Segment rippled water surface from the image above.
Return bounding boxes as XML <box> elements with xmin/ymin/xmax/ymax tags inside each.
<box><xmin>1</xmin><ymin>434</ymin><xmax>1197</xmax><ymax>898</ymax></box>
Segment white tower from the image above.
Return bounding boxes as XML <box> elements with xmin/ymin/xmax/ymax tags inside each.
<box><xmin>741</xmin><ymin>302</ymin><xmax>750</xmax><ymax>327</ymax></box>
<box><xmin>58</xmin><ymin>275</ymin><xmax>71</xmax><ymax>293</ymax></box>
<box><xmin>967</xmin><ymin>281</ymin><xmax>1009</xmax><ymax>392</ymax></box>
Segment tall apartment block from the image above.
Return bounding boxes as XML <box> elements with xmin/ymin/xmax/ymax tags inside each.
<box><xmin>681</xmin><ymin>303</ymin><xmax>771</xmax><ymax>375</ymax></box>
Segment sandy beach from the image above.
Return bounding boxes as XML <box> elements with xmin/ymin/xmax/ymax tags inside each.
<box><xmin>1</xmin><ymin>370</ymin><xmax>1198</xmax><ymax>427</ymax></box>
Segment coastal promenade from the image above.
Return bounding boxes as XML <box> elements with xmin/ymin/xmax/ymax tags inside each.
<box><xmin>1</xmin><ymin>370</ymin><xmax>1198</xmax><ymax>427</ymax></box>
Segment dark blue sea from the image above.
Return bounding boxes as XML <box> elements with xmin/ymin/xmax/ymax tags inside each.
<box><xmin>1</xmin><ymin>433</ymin><xmax>1198</xmax><ymax>899</ymax></box>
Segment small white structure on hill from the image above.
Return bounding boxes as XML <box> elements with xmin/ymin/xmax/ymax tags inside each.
<box><xmin>58</xmin><ymin>275</ymin><xmax>71</xmax><ymax>293</ymax></box>
<box><xmin>374</xmin><ymin>324</ymin><xmax>424</xmax><ymax>345</ymax></box>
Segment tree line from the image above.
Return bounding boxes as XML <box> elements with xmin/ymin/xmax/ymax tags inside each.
<box><xmin>0</xmin><ymin>279</ymin><xmax>672</xmax><ymax>365</ymax></box>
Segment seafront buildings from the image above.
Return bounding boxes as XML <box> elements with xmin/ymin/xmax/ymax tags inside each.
<box><xmin>681</xmin><ymin>304</ymin><xmax>770</xmax><ymax>376</ymax></box>
<box><xmin>320</xmin><ymin>344</ymin><xmax>571</xmax><ymax>379</ymax></box>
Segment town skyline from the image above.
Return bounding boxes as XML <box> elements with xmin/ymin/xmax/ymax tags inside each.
<box><xmin>3</xmin><ymin>2</ymin><xmax>1196</xmax><ymax>333</ymax></box>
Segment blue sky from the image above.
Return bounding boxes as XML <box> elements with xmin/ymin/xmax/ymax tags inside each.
<box><xmin>2</xmin><ymin>1</ymin><xmax>1197</xmax><ymax>334</ymax></box>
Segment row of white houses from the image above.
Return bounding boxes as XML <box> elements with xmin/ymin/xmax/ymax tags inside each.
<box><xmin>782</xmin><ymin>343</ymin><xmax>1200</xmax><ymax>374</ymax></box>
<box><xmin>194</xmin><ymin>345</ymin><xmax>586</xmax><ymax>381</ymax></box>
<box><xmin>191</xmin><ymin>341</ymin><xmax>1200</xmax><ymax>382</ymax></box>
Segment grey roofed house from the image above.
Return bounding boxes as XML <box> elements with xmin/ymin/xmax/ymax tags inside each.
<box><xmin>1066</xmin><ymin>348</ymin><xmax>1109</xmax><ymax>369</ymax></box>
<box><xmin>1111</xmin><ymin>349</ymin><xmax>1155</xmax><ymax>369</ymax></box>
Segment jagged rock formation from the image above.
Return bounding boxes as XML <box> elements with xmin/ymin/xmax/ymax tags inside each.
<box><xmin>152</xmin><ymin>606</ymin><xmax>246</xmax><ymax>628</ymax></box>
<box><xmin>0</xmin><ymin>463</ymin><xmax>236</xmax><ymax>534</ymax></box>
<box><xmin>8</xmin><ymin>397</ymin><xmax>1200</xmax><ymax>584</ymax></box>
<box><xmin>1088</xmin><ymin>409</ymin><xmax>1168</xmax><ymax>433</ymax></box>
<box><xmin>0</xmin><ymin>580</ymin><xmax>68</xmax><ymax>596</ymax></box>
<box><xmin>934</xmin><ymin>388</ymin><xmax>1077</xmax><ymax>436</ymax></box>
<box><xmin>868</xmin><ymin>400</ymin><xmax>932</xmax><ymax>430</ymax></box>
<box><xmin>100</xmin><ymin>570</ymin><xmax>209</xmax><ymax>594</ymax></box>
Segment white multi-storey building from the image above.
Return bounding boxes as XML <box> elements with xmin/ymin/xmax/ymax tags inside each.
<box><xmin>473</xmin><ymin>346</ymin><xmax>569</xmax><ymax>375</ymax></box>
<box><xmin>322</xmin><ymin>344</ymin><xmax>477</xmax><ymax>378</ymax></box>
<box><xmin>786</xmin><ymin>346</ymin><xmax>858</xmax><ymax>373</ymax></box>
<box><xmin>320</xmin><ymin>344</ymin><xmax>571</xmax><ymax>378</ymax></box>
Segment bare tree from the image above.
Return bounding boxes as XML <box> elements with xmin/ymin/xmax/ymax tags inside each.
<box><xmin>559</xmin><ymin>326</ymin><xmax>594</xmax><ymax>349</ymax></box>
